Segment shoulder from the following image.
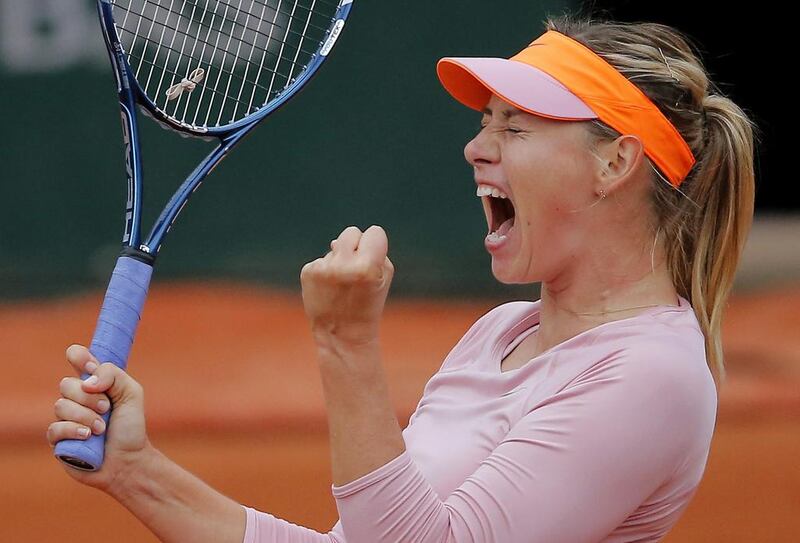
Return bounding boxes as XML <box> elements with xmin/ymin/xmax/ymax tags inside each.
<box><xmin>580</xmin><ymin>299</ymin><xmax>709</xmax><ymax>379</ymax></box>
<box><xmin>623</xmin><ymin>305</ymin><xmax>712</xmax><ymax>391</ymax></box>
<box><xmin>566</xmin><ymin>309</ymin><xmax>718</xmax><ymax>444</ymax></box>
<box><xmin>581</xmin><ymin>308</ymin><xmax>711</xmax><ymax>384</ymax></box>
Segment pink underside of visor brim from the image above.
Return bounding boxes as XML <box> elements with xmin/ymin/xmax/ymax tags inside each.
<box><xmin>438</xmin><ymin>57</ymin><xmax>598</xmax><ymax>121</ymax></box>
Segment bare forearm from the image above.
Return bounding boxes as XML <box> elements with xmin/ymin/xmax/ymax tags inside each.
<box><xmin>316</xmin><ymin>340</ymin><xmax>406</xmax><ymax>487</ymax></box>
<box><xmin>108</xmin><ymin>445</ymin><xmax>246</xmax><ymax>543</ymax></box>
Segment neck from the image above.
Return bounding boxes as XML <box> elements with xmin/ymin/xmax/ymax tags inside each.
<box><xmin>534</xmin><ymin>247</ymin><xmax>679</xmax><ymax>356</ymax></box>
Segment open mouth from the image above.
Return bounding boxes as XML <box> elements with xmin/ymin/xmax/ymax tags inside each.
<box><xmin>492</xmin><ymin>196</ymin><xmax>515</xmax><ymax>234</ymax></box>
<box><xmin>481</xmin><ymin>192</ymin><xmax>516</xmax><ymax>238</ymax></box>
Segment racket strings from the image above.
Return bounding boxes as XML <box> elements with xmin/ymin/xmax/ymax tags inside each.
<box><xmin>121</xmin><ymin>0</ymin><xmax>328</xmax><ymax>68</ymax></box>
<box><xmin>118</xmin><ymin>23</ymin><xmax>302</xmax><ymax>93</ymax></box>
<box><xmin>211</xmin><ymin>0</ymin><xmax>335</xmax><ymax>36</ymax></box>
<box><xmin>123</xmin><ymin>0</ymin><xmax>331</xmax><ymax>54</ymax></box>
<box><xmin>111</xmin><ymin>0</ymin><xmax>340</xmax><ymax>130</ymax></box>
<box><xmin>122</xmin><ymin>0</ymin><xmax>322</xmax><ymax>95</ymax></box>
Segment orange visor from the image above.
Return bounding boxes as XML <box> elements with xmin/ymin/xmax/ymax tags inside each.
<box><xmin>437</xmin><ymin>30</ymin><xmax>695</xmax><ymax>187</ymax></box>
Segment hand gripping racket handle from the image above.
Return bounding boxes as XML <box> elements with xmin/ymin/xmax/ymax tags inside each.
<box><xmin>54</xmin><ymin>255</ymin><xmax>153</xmax><ymax>471</ymax></box>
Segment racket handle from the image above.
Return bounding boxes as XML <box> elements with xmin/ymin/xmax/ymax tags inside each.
<box><xmin>54</xmin><ymin>255</ymin><xmax>153</xmax><ymax>471</ymax></box>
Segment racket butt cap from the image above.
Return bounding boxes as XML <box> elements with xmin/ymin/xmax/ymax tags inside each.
<box><xmin>54</xmin><ymin>436</ymin><xmax>105</xmax><ymax>472</ymax></box>
<box><xmin>57</xmin><ymin>455</ymin><xmax>98</xmax><ymax>472</ymax></box>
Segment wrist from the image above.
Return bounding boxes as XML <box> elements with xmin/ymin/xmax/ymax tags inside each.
<box><xmin>104</xmin><ymin>440</ymin><xmax>161</xmax><ymax>504</ymax></box>
<box><xmin>312</xmin><ymin>324</ymin><xmax>381</xmax><ymax>358</ymax></box>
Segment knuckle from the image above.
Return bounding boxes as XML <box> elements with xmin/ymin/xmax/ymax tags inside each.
<box><xmin>130</xmin><ymin>379</ymin><xmax>143</xmax><ymax>396</ymax></box>
<box><xmin>46</xmin><ymin>424</ymin><xmax>56</xmax><ymax>444</ymax></box>
<box><xmin>301</xmin><ymin>260</ymin><xmax>322</xmax><ymax>277</ymax></box>
<box><xmin>48</xmin><ymin>422</ymin><xmax>69</xmax><ymax>444</ymax></box>
<box><xmin>351</xmin><ymin>263</ymin><xmax>373</xmax><ymax>282</ymax></box>
<box><xmin>65</xmin><ymin>344</ymin><xmax>81</xmax><ymax>358</ymax></box>
<box><xmin>54</xmin><ymin>399</ymin><xmax>81</xmax><ymax>422</ymax></box>
<box><xmin>98</xmin><ymin>362</ymin><xmax>118</xmax><ymax>378</ymax></box>
<box><xmin>59</xmin><ymin>377</ymin><xmax>72</xmax><ymax>395</ymax></box>
<box><xmin>309</xmin><ymin>261</ymin><xmax>327</xmax><ymax>276</ymax></box>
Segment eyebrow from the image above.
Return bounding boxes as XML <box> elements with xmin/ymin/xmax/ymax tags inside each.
<box><xmin>481</xmin><ymin>107</ymin><xmax>523</xmax><ymax>119</ymax></box>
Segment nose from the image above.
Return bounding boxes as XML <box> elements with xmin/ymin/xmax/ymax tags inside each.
<box><xmin>464</xmin><ymin>127</ymin><xmax>499</xmax><ymax>167</ymax></box>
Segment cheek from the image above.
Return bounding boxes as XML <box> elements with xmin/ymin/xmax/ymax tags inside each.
<box><xmin>512</xmin><ymin>177</ymin><xmax>588</xmax><ymax>261</ymax></box>
<box><xmin>515</xmin><ymin>199</ymin><xmax>562</xmax><ymax>262</ymax></box>
<box><xmin>541</xmin><ymin>171</ymin><xmax>594</xmax><ymax>220</ymax></box>
<box><xmin>554</xmin><ymin>154</ymin><xmax>595</xmax><ymax>209</ymax></box>
<box><xmin>514</xmin><ymin>180</ymin><xmax>575</xmax><ymax>227</ymax></box>
<box><xmin>506</xmin><ymin>138</ymin><xmax>593</xmax><ymax>230</ymax></box>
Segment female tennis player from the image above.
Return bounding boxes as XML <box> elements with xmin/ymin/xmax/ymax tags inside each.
<box><xmin>48</xmin><ymin>14</ymin><xmax>755</xmax><ymax>543</ymax></box>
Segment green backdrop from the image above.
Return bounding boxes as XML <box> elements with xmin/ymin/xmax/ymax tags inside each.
<box><xmin>0</xmin><ymin>0</ymin><xmax>573</xmax><ymax>300</ymax></box>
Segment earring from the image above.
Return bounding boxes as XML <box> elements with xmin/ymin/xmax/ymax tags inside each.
<box><xmin>599</xmin><ymin>189</ymin><xmax>606</xmax><ymax>200</ymax></box>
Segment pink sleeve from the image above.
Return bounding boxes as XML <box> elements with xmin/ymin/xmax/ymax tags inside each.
<box><xmin>331</xmin><ymin>354</ymin><xmax>715</xmax><ymax>543</ymax></box>
<box><xmin>240</xmin><ymin>305</ymin><xmax>512</xmax><ymax>543</ymax></box>
<box><xmin>242</xmin><ymin>506</ymin><xmax>347</xmax><ymax>543</ymax></box>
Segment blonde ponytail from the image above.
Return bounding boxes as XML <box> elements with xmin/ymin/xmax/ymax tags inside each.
<box><xmin>546</xmin><ymin>14</ymin><xmax>758</xmax><ymax>385</ymax></box>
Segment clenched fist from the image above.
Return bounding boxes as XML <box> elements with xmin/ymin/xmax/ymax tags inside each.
<box><xmin>300</xmin><ymin>225</ymin><xmax>394</xmax><ymax>349</ymax></box>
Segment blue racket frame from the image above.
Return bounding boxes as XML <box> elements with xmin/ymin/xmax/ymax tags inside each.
<box><xmin>54</xmin><ymin>0</ymin><xmax>354</xmax><ymax>471</ymax></box>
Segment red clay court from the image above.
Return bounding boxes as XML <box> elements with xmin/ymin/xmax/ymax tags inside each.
<box><xmin>2</xmin><ymin>282</ymin><xmax>799</xmax><ymax>541</ymax></box>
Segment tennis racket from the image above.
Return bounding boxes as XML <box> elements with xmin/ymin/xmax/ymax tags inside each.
<box><xmin>54</xmin><ymin>0</ymin><xmax>354</xmax><ymax>471</ymax></box>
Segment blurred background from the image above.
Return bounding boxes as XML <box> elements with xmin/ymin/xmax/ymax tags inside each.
<box><xmin>0</xmin><ymin>0</ymin><xmax>797</xmax><ymax>541</ymax></box>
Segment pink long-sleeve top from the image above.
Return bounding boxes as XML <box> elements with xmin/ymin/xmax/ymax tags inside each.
<box><xmin>243</xmin><ymin>295</ymin><xmax>718</xmax><ymax>542</ymax></box>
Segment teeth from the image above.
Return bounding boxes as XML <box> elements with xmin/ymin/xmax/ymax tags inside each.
<box><xmin>486</xmin><ymin>232</ymin><xmax>508</xmax><ymax>243</ymax></box>
<box><xmin>476</xmin><ymin>184</ymin><xmax>508</xmax><ymax>199</ymax></box>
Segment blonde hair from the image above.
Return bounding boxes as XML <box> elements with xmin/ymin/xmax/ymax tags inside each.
<box><xmin>545</xmin><ymin>13</ymin><xmax>758</xmax><ymax>386</ymax></box>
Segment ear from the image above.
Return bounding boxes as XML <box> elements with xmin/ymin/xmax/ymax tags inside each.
<box><xmin>593</xmin><ymin>134</ymin><xmax>646</xmax><ymax>197</ymax></box>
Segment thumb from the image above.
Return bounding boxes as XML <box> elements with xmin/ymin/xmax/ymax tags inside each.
<box><xmin>81</xmin><ymin>362</ymin><xmax>144</xmax><ymax>408</ymax></box>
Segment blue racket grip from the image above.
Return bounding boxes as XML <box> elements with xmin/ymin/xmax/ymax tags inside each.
<box><xmin>54</xmin><ymin>256</ymin><xmax>153</xmax><ymax>471</ymax></box>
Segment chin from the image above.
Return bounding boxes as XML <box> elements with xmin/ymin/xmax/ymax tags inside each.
<box><xmin>491</xmin><ymin>261</ymin><xmax>536</xmax><ymax>285</ymax></box>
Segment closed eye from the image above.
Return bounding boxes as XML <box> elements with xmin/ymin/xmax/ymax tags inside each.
<box><xmin>476</xmin><ymin>124</ymin><xmax>523</xmax><ymax>135</ymax></box>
